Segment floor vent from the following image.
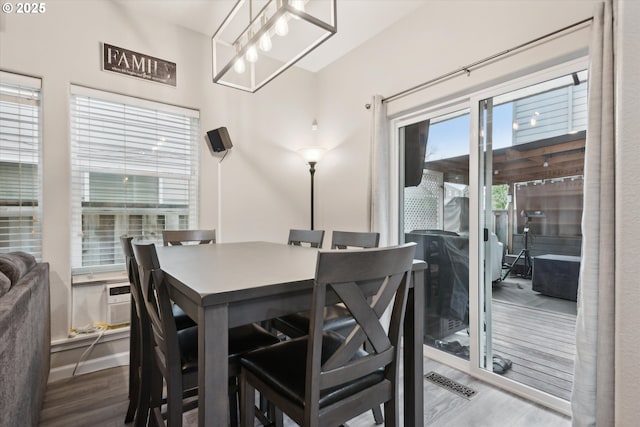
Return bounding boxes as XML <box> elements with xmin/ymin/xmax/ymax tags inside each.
<box><xmin>424</xmin><ymin>371</ymin><xmax>477</xmax><ymax>399</ymax></box>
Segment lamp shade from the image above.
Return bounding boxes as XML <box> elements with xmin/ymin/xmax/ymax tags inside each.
<box><xmin>298</xmin><ymin>146</ymin><xmax>327</xmax><ymax>164</ymax></box>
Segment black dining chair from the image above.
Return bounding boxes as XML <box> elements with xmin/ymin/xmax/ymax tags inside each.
<box><xmin>287</xmin><ymin>229</ymin><xmax>325</xmax><ymax>248</ymax></box>
<box><xmin>121</xmin><ymin>235</ymin><xmax>196</xmax><ymax>427</ymax></box>
<box><xmin>162</xmin><ymin>229</ymin><xmax>216</xmax><ymax>246</ymax></box>
<box><xmin>239</xmin><ymin>243</ymin><xmax>416</xmax><ymax>427</ymax></box>
<box><xmin>132</xmin><ymin>241</ymin><xmax>280</xmax><ymax>427</ymax></box>
<box><xmin>272</xmin><ymin>231</ymin><xmax>380</xmax><ymax>339</ymax></box>
<box><xmin>271</xmin><ymin>230</ymin><xmax>383</xmax><ymax>423</ymax></box>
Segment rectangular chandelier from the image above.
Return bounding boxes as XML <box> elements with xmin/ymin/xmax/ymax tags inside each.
<box><xmin>212</xmin><ymin>0</ymin><xmax>337</xmax><ymax>93</ymax></box>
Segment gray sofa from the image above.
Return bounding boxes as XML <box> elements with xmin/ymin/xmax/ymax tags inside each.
<box><xmin>0</xmin><ymin>252</ymin><xmax>50</xmax><ymax>427</ymax></box>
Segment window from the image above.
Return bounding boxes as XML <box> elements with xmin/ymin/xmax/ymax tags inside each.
<box><xmin>70</xmin><ymin>86</ymin><xmax>199</xmax><ymax>273</ymax></box>
<box><xmin>0</xmin><ymin>72</ymin><xmax>42</xmax><ymax>259</ymax></box>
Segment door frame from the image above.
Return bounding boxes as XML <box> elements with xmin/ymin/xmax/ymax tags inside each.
<box><xmin>391</xmin><ymin>56</ymin><xmax>589</xmax><ymax>416</ymax></box>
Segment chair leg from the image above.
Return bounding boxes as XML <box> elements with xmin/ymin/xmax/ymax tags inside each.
<box><xmin>133</xmin><ymin>353</ymin><xmax>151</xmax><ymax>427</ymax></box>
<box><xmin>166</xmin><ymin>375</ymin><xmax>183</xmax><ymax>427</ymax></box>
<box><xmin>240</xmin><ymin>373</ymin><xmax>255</xmax><ymax>427</ymax></box>
<box><xmin>229</xmin><ymin>377</ymin><xmax>239</xmax><ymax>427</ymax></box>
<box><xmin>149</xmin><ymin>362</ymin><xmax>164</xmax><ymax>425</ymax></box>
<box><xmin>372</xmin><ymin>405</ymin><xmax>384</xmax><ymax>424</ymax></box>
<box><xmin>124</xmin><ymin>400</ymin><xmax>137</xmax><ymax>423</ymax></box>
<box><xmin>125</xmin><ymin>311</ymin><xmax>140</xmax><ymax>423</ymax></box>
<box><xmin>272</xmin><ymin>407</ymin><xmax>283</xmax><ymax>427</ymax></box>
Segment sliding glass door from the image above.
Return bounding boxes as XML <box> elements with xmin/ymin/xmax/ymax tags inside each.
<box><xmin>397</xmin><ymin>62</ymin><xmax>588</xmax><ymax>410</ymax></box>
<box><xmin>400</xmin><ymin>107</ymin><xmax>471</xmax><ymax>362</ymax></box>
<box><xmin>479</xmin><ymin>70</ymin><xmax>586</xmax><ymax>400</ymax></box>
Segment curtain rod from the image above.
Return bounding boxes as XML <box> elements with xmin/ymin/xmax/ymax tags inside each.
<box><xmin>382</xmin><ymin>16</ymin><xmax>593</xmax><ymax>104</ymax></box>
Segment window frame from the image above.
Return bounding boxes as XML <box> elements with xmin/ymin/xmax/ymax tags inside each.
<box><xmin>0</xmin><ymin>71</ymin><xmax>43</xmax><ymax>260</ymax></box>
<box><xmin>69</xmin><ymin>85</ymin><xmax>200</xmax><ymax>274</ymax></box>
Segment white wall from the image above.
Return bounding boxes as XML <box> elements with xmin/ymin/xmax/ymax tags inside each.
<box><xmin>0</xmin><ymin>0</ymin><xmax>316</xmax><ymax>342</ymax></box>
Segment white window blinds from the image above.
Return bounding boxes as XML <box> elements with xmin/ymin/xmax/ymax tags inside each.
<box><xmin>0</xmin><ymin>72</ymin><xmax>42</xmax><ymax>259</ymax></box>
<box><xmin>70</xmin><ymin>86</ymin><xmax>200</xmax><ymax>273</ymax></box>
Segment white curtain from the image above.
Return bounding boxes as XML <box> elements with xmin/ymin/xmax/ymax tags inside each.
<box><xmin>369</xmin><ymin>95</ymin><xmax>391</xmax><ymax>246</ymax></box>
<box><xmin>572</xmin><ymin>1</ymin><xmax>616</xmax><ymax>425</ymax></box>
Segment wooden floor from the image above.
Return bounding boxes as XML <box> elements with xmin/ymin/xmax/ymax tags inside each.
<box><xmin>426</xmin><ymin>277</ymin><xmax>577</xmax><ymax>402</ymax></box>
<box><xmin>40</xmin><ymin>358</ymin><xmax>570</xmax><ymax>427</ymax></box>
<box><xmin>491</xmin><ymin>300</ymin><xmax>576</xmax><ymax>401</ymax></box>
<box><xmin>491</xmin><ymin>277</ymin><xmax>577</xmax><ymax>400</ymax></box>
<box><xmin>492</xmin><ymin>278</ymin><xmax>576</xmax><ymax>316</ymax></box>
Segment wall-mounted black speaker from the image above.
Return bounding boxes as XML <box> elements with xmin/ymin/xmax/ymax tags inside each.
<box><xmin>205</xmin><ymin>127</ymin><xmax>233</xmax><ymax>152</ymax></box>
<box><xmin>404</xmin><ymin>120</ymin><xmax>429</xmax><ymax>187</ymax></box>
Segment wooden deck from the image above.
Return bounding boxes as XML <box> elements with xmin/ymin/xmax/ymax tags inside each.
<box><xmin>491</xmin><ymin>299</ymin><xmax>577</xmax><ymax>400</ymax></box>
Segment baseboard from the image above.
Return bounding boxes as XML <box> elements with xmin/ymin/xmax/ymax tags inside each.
<box><xmin>51</xmin><ymin>326</ymin><xmax>130</xmax><ymax>352</ymax></box>
<box><xmin>48</xmin><ymin>351</ymin><xmax>129</xmax><ymax>383</ymax></box>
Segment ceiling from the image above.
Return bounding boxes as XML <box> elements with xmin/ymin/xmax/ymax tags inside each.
<box><xmin>114</xmin><ymin>0</ymin><xmax>426</xmax><ymax>72</ymax></box>
<box><xmin>424</xmin><ymin>131</ymin><xmax>586</xmax><ymax>186</ymax></box>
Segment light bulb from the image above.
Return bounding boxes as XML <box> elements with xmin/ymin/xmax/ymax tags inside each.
<box><xmin>512</xmin><ymin>121</ymin><xmax>519</xmax><ymax>130</ymax></box>
<box><xmin>298</xmin><ymin>146</ymin><xmax>327</xmax><ymax>164</ymax></box>
<box><xmin>275</xmin><ymin>15</ymin><xmax>289</xmax><ymax>36</ymax></box>
<box><xmin>530</xmin><ymin>111</ymin><xmax>540</xmax><ymax>126</ymax></box>
<box><xmin>292</xmin><ymin>0</ymin><xmax>305</xmax><ymax>12</ymax></box>
<box><xmin>259</xmin><ymin>33</ymin><xmax>272</xmax><ymax>52</ymax></box>
<box><xmin>233</xmin><ymin>57</ymin><xmax>246</xmax><ymax>74</ymax></box>
<box><xmin>246</xmin><ymin>45</ymin><xmax>258</xmax><ymax>63</ymax></box>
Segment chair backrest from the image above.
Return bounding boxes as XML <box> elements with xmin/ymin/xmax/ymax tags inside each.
<box><xmin>132</xmin><ymin>242</ymin><xmax>183</xmax><ymax>381</ymax></box>
<box><xmin>304</xmin><ymin>243</ymin><xmax>416</xmax><ymax>418</ymax></box>
<box><xmin>120</xmin><ymin>235</ymin><xmax>147</xmax><ymax>324</ymax></box>
<box><xmin>162</xmin><ymin>229</ymin><xmax>216</xmax><ymax>246</ymax></box>
<box><xmin>330</xmin><ymin>231</ymin><xmax>380</xmax><ymax>249</ymax></box>
<box><xmin>288</xmin><ymin>229</ymin><xmax>325</xmax><ymax>248</ymax></box>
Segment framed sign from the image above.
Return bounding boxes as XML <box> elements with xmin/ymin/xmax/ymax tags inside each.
<box><xmin>102</xmin><ymin>43</ymin><xmax>176</xmax><ymax>86</ymax></box>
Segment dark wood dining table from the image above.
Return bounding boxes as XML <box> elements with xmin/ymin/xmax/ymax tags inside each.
<box><xmin>155</xmin><ymin>241</ymin><xmax>425</xmax><ymax>427</ymax></box>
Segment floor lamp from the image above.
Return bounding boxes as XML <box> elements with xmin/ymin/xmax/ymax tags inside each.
<box><xmin>298</xmin><ymin>147</ymin><xmax>327</xmax><ymax>230</ymax></box>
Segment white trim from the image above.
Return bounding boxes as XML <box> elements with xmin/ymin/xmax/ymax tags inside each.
<box><xmin>69</xmin><ymin>84</ymin><xmax>199</xmax><ymax>118</ymax></box>
<box><xmin>468</xmin><ymin>57</ymin><xmax>589</xmax><ymax>108</ymax></box>
<box><xmin>72</xmin><ymin>269</ymin><xmax>129</xmax><ymax>285</ymax></box>
<box><xmin>51</xmin><ymin>327</ymin><xmax>130</xmax><ymax>352</ymax></box>
<box><xmin>388</xmin><ymin>122</ymin><xmax>399</xmax><ymax>245</ymax></box>
<box><xmin>0</xmin><ymin>70</ymin><xmax>42</xmax><ymax>88</ymax></box>
<box><xmin>48</xmin><ymin>351</ymin><xmax>129</xmax><ymax>383</ymax></box>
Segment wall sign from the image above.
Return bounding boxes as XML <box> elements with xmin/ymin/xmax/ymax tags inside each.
<box><xmin>102</xmin><ymin>43</ymin><xmax>176</xmax><ymax>86</ymax></box>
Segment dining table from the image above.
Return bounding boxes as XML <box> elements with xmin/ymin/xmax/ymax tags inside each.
<box><xmin>155</xmin><ymin>241</ymin><xmax>426</xmax><ymax>427</ymax></box>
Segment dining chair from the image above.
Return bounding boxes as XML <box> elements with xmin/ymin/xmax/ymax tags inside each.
<box><xmin>272</xmin><ymin>231</ymin><xmax>381</xmax><ymax>339</ymax></box>
<box><xmin>121</xmin><ymin>235</ymin><xmax>195</xmax><ymax>427</ymax></box>
<box><xmin>162</xmin><ymin>229</ymin><xmax>216</xmax><ymax>246</ymax></box>
<box><xmin>132</xmin><ymin>242</ymin><xmax>280</xmax><ymax>427</ymax></box>
<box><xmin>271</xmin><ymin>230</ymin><xmax>384</xmax><ymax>423</ymax></box>
<box><xmin>287</xmin><ymin>229</ymin><xmax>325</xmax><ymax>248</ymax></box>
<box><xmin>330</xmin><ymin>230</ymin><xmax>380</xmax><ymax>249</ymax></box>
<box><xmin>239</xmin><ymin>243</ymin><xmax>417</xmax><ymax>427</ymax></box>
<box><xmin>121</xmin><ymin>236</ymin><xmax>151</xmax><ymax>427</ymax></box>
<box><xmin>162</xmin><ymin>230</ymin><xmax>216</xmax><ymax>328</ymax></box>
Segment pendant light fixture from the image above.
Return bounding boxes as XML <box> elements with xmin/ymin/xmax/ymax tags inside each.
<box><xmin>212</xmin><ymin>0</ymin><xmax>337</xmax><ymax>93</ymax></box>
